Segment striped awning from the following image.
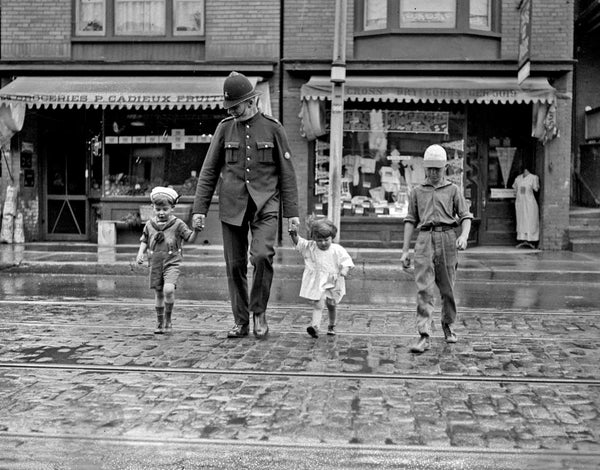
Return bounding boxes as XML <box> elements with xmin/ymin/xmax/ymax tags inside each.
<box><xmin>301</xmin><ymin>76</ymin><xmax>556</xmax><ymax>105</ymax></box>
<box><xmin>0</xmin><ymin>76</ymin><xmax>260</xmax><ymax>110</ymax></box>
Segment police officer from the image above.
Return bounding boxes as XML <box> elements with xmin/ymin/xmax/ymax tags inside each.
<box><xmin>192</xmin><ymin>72</ymin><xmax>300</xmax><ymax>339</ymax></box>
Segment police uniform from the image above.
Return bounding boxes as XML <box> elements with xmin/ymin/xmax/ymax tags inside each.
<box><xmin>193</xmin><ymin>111</ymin><xmax>299</xmax><ymax>330</ymax></box>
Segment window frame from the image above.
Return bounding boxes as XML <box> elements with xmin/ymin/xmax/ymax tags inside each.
<box><xmin>356</xmin><ymin>0</ymin><xmax>500</xmax><ymax>37</ymax></box>
<box><xmin>73</xmin><ymin>0</ymin><xmax>205</xmax><ymax>40</ymax></box>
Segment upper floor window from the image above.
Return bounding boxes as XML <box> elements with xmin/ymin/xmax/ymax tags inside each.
<box><xmin>400</xmin><ymin>0</ymin><xmax>456</xmax><ymax>29</ymax></box>
<box><xmin>75</xmin><ymin>0</ymin><xmax>204</xmax><ymax>37</ymax></box>
<box><xmin>364</xmin><ymin>0</ymin><xmax>387</xmax><ymax>30</ymax></box>
<box><xmin>360</xmin><ymin>0</ymin><xmax>497</xmax><ymax>33</ymax></box>
<box><xmin>469</xmin><ymin>0</ymin><xmax>491</xmax><ymax>31</ymax></box>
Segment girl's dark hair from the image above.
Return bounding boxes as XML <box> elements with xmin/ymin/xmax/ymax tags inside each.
<box><xmin>307</xmin><ymin>216</ymin><xmax>337</xmax><ymax>239</ymax></box>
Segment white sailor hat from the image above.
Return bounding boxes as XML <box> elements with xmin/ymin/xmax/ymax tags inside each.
<box><xmin>150</xmin><ymin>186</ymin><xmax>180</xmax><ymax>204</ymax></box>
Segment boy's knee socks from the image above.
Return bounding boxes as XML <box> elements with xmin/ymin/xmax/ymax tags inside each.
<box><xmin>164</xmin><ymin>302</ymin><xmax>174</xmax><ymax>328</ymax></box>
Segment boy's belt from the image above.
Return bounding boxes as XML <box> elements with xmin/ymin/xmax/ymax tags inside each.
<box><xmin>420</xmin><ymin>224</ymin><xmax>456</xmax><ymax>232</ymax></box>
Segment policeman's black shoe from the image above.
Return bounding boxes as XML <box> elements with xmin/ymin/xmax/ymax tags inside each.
<box><xmin>442</xmin><ymin>323</ymin><xmax>457</xmax><ymax>343</ymax></box>
<box><xmin>227</xmin><ymin>324</ymin><xmax>249</xmax><ymax>338</ymax></box>
<box><xmin>409</xmin><ymin>334</ymin><xmax>430</xmax><ymax>353</ymax></box>
<box><xmin>253</xmin><ymin>312</ymin><xmax>269</xmax><ymax>338</ymax></box>
<box><xmin>307</xmin><ymin>325</ymin><xmax>319</xmax><ymax>338</ymax></box>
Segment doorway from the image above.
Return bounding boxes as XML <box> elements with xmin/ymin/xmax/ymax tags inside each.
<box><xmin>40</xmin><ymin>110</ymin><xmax>98</xmax><ymax>241</ymax></box>
<box><xmin>469</xmin><ymin>104</ymin><xmax>537</xmax><ymax>245</ymax></box>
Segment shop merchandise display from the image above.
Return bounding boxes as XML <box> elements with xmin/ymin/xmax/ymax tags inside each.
<box><xmin>311</xmin><ymin>109</ymin><xmax>467</xmax><ymax>220</ymax></box>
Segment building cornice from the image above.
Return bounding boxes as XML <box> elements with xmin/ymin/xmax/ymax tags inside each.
<box><xmin>0</xmin><ymin>61</ymin><xmax>276</xmax><ymax>76</ymax></box>
<box><xmin>283</xmin><ymin>59</ymin><xmax>575</xmax><ymax>77</ymax></box>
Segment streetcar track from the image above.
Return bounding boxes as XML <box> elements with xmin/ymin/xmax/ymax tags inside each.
<box><xmin>1</xmin><ymin>362</ymin><xmax>598</xmax><ymax>386</ymax></box>
<box><xmin>1</xmin><ymin>299</ymin><xmax>599</xmax><ymax>316</ymax></box>
<box><xmin>1</xmin><ymin>431</ymin><xmax>599</xmax><ymax>458</ymax></box>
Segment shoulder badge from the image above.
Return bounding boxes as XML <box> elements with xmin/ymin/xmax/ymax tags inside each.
<box><xmin>262</xmin><ymin>113</ymin><xmax>282</xmax><ymax>126</ymax></box>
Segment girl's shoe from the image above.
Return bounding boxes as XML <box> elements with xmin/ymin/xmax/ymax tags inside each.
<box><xmin>327</xmin><ymin>325</ymin><xmax>336</xmax><ymax>336</ymax></box>
<box><xmin>307</xmin><ymin>325</ymin><xmax>319</xmax><ymax>338</ymax></box>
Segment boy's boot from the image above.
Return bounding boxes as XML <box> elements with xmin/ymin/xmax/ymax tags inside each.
<box><xmin>409</xmin><ymin>334</ymin><xmax>430</xmax><ymax>353</ymax></box>
<box><xmin>164</xmin><ymin>302</ymin><xmax>174</xmax><ymax>331</ymax></box>
<box><xmin>155</xmin><ymin>307</ymin><xmax>165</xmax><ymax>334</ymax></box>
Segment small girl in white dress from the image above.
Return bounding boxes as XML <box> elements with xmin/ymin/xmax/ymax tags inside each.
<box><xmin>289</xmin><ymin>217</ymin><xmax>354</xmax><ymax>338</ymax></box>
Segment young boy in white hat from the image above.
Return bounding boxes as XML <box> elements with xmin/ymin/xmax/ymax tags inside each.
<box><xmin>137</xmin><ymin>186</ymin><xmax>199</xmax><ymax>334</ymax></box>
<box><xmin>399</xmin><ymin>144</ymin><xmax>472</xmax><ymax>353</ymax></box>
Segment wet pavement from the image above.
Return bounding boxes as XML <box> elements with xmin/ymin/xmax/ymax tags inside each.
<box><xmin>0</xmin><ymin>244</ymin><xmax>599</xmax><ymax>468</ymax></box>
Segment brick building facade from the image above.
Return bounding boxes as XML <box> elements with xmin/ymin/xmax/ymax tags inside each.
<box><xmin>0</xmin><ymin>0</ymin><xmax>575</xmax><ymax>249</ymax></box>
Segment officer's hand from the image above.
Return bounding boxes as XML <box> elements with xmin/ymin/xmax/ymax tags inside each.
<box><xmin>192</xmin><ymin>214</ymin><xmax>206</xmax><ymax>231</ymax></box>
<box><xmin>456</xmin><ymin>235</ymin><xmax>468</xmax><ymax>251</ymax></box>
<box><xmin>288</xmin><ymin>217</ymin><xmax>300</xmax><ymax>232</ymax></box>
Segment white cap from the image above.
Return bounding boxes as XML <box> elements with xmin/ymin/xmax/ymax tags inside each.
<box><xmin>423</xmin><ymin>144</ymin><xmax>447</xmax><ymax>168</ymax></box>
<box><xmin>150</xmin><ymin>186</ymin><xmax>179</xmax><ymax>204</ymax></box>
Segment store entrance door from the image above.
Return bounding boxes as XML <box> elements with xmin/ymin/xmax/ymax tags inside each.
<box><xmin>469</xmin><ymin>104</ymin><xmax>535</xmax><ymax>245</ymax></box>
<box><xmin>41</xmin><ymin>111</ymin><xmax>89</xmax><ymax>241</ymax></box>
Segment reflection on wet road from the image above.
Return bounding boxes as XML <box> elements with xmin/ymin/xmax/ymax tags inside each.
<box><xmin>1</xmin><ymin>273</ymin><xmax>599</xmax><ymax>311</ymax></box>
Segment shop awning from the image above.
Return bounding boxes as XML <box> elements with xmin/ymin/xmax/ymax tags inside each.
<box><xmin>301</xmin><ymin>76</ymin><xmax>556</xmax><ymax>105</ymax></box>
<box><xmin>0</xmin><ymin>76</ymin><xmax>261</xmax><ymax>110</ymax></box>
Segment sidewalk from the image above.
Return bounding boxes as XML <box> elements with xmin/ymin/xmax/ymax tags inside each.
<box><xmin>1</xmin><ymin>242</ymin><xmax>600</xmax><ymax>283</ymax></box>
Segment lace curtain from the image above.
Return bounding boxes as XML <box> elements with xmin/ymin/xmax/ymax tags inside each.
<box><xmin>115</xmin><ymin>0</ymin><xmax>166</xmax><ymax>35</ymax></box>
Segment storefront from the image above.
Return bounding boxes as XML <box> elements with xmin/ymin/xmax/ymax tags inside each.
<box><xmin>299</xmin><ymin>76</ymin><xmax>557</xmax><ymax>247</ymax></box>
<box><xmin>0</xmin><ymin>75</ymin><xmax>270</xmax><ymax>244</ymax></box>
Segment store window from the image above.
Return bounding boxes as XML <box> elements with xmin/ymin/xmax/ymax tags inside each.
<box><xmin>358</xmin><ymin>0</ymin><xmax>497</xmax><ymax>33</ymax></box>
<box><xmin>75</xmin><ymin>0</ymin><xmax>204</xmax><ymax>37</ymax></box>
<box><xmin>101</xmin><ymin>109</ymin><xmax>225</xmax><ymax>197</ymax></box>
<box><xmin>312</xmin><ymin>105</ymin><xmax>467</xmax><ymax>218</ymax></box>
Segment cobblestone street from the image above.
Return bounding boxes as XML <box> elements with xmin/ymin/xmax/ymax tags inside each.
<box><xmin>0</xmin><ymin>296</ymin><xmax>599</xmax><ymax>469</ymax></box>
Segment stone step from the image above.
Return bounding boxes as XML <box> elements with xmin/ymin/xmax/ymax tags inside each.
<box><xmin>570</xmin><ymin>239</ymin><xmax>600</xmax><ymax>253</ymax></box>
<box><xmin>569</xmin><ymin>226</ymin><xmax>600</xmax><ymax>238</ymax></box>
<box><xmin>569</xmin><ymin>217</ymin><xmax>600</xmax><ymax>227</ymax></box>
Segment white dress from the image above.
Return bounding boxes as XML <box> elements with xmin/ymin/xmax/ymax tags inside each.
<box><xmin>512</xmin><ymin>172</ymin><xmax>540</xmax><ymax>242</ymax></box>
<box><xmin>295</xmin><ymin>237</ymin><xmax>354</xmax><ymax>303</ymax></box>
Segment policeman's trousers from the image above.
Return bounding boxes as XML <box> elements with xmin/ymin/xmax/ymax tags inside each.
<box><xmin>221</xmin><ymin>204</ymin><xmax>278</xmax><ymax>327</ymax></box>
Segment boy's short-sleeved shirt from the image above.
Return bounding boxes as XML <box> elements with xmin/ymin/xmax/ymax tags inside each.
<box><xmin>140</xmin><ymin>216</ymin><xmax>193</xmax><ymax>261</ymax></box>
<box><xmin>404</xmin><ymin>179</ymin><xmax>473</xmax><ymax>229</ymax></box>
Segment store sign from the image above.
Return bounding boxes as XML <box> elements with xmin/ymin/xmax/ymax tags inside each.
<box><xmin>0</xmin><ymin>92</ymin><xmax>222</xmax><ymax>110</ymax></box>
<box><xmin>517</xmin><ymin>0</ymin><xmax>532</xmax><ymax>84</ymax></box>
<box><xmin>340</xmin><ymin>110</ymin><xmax>449</xmax><ymax>134</ymax></box>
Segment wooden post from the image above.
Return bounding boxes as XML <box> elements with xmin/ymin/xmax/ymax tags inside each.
<box><xmin>328</xmin><ymin>0</ymin><xmax>347</xmax><ymax>243</ymax></box>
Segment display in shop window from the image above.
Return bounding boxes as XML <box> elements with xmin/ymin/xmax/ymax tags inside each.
<box><xmin>313</xmin><ymin>108</ymin><xmax>465</xmax><ymax>219</ymax></box>
<box><xmin>101</xmin><ymin>109</ymin><xmax>225</xmax><ymax>198</ymax></box>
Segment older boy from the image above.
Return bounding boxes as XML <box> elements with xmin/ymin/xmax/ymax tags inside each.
<box><xmin>400</xmin><ymin>144</ymin><xmax>472</xmax><ymax>353</ymax></box>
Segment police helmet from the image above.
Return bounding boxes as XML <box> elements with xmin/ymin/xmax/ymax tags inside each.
<box><xmin>222</xmin><ymin>71</ymin><xmax>261</xmax><ymax>109</ymax></box>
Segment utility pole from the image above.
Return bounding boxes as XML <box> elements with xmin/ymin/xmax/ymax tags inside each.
<box><xmin>328</xmin><ymin>0</ymin><xmax>346</xmax><ymax>242</ymax></box>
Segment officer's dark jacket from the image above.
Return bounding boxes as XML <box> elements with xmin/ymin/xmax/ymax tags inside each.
<box><xmin>193</xmin><ymin>112</ymin><xmax>299</xmax><ymax>226</ymax></box>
